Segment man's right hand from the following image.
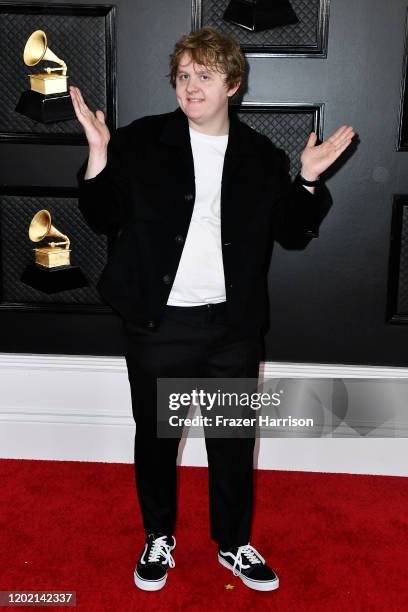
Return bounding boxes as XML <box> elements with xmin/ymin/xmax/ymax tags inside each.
<box><xmin>70</xmin><ymin>86</ymin><xmax>112</xmax><ymax>179</ymax></box>
<box><xmin>69</xmin><ymin>85</ymin><xmax>111</xmax><ymax>150</ymax></box>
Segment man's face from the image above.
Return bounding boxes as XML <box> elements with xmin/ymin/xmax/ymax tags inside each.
<box><xmin>175</xmin><ymin>51</ymin><xmax>240</xmax><ymax>130</ymax></box>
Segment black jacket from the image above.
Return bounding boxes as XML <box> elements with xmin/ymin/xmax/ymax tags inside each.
<box><xmin>77</xmin><ymin>106</ymin><xmax>322</xmax><ymax>336</ymax></box>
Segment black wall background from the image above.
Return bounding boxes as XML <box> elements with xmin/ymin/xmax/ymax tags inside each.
<box><xmin>1</xmin><ymin>0</ymin><xmax>408</xmax><ymax>366</ymax></box>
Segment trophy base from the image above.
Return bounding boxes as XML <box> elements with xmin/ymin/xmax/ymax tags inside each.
<box><xmin>21</xmin><ymin>264</ymin><xmax>89</xmax><ymax>294</ymax></box>
<box><xmin>223</xmin><ymin>0</ymin><xmax>298</xmax><ymax>32</ymax></box>
<box><xmin>15</xmin><ymin>90</ymin><xmax>76</xmax><ymax>123</ymax></box>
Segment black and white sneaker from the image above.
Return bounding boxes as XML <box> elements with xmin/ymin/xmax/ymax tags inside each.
<box><xmin>218</xmin><ymin>543</ymin><xmax>279</xmax><ymax>591</ymax></box>
<box><xmin>134</xmin><ymin>533</ymin><xmax>176</xmax><ymax>591</ymax></box>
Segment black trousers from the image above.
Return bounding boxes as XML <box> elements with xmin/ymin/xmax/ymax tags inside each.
<box><xmin>122</xmin><ymin>302</ymin><xmax>263</xmax><ymax>550</ymax></box>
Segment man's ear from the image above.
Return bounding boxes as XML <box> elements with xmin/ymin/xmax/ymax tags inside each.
<box><xmin>227</xmin><ymin>80</ymin><xmax>241</xmax><ymax>98</ymax></box>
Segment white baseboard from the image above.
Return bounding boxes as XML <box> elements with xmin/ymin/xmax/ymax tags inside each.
<box><xmin>0</xmin><ymin>353</ymin><xmax>407</xmax><ymax>476</ymax></box>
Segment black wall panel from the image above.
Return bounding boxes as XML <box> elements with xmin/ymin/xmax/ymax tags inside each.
<box><xmin>1</xmin><ymin>0</ymin><xmax>408</xmax><ymax>366</ymax></box>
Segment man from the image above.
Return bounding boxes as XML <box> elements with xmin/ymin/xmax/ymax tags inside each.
<box><xmin>71</xmin><ymin>27</ymin><xmax>354</xmax><ymax>593</ymax></box>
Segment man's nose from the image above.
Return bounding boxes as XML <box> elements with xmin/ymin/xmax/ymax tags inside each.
<box><xmin>186</xmin><ymin>77</ymin><xmax>199</xmax><ymax>92</ymax></box>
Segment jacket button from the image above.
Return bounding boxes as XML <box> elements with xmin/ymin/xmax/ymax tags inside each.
<box><xmin>223</xmin><ymin>242</ymin><xmax>231</xmax><ymax>246</ymax></box>
<box><xmin>146</xmin><ymin>320</ymin><xmax>156</xmax><ymax>329</ymax></box>
<box><xmin>228</xmin><ymin>283</ymin><xmax>233</xmax><ymax>289</ymax></box>
<box><xmin>175</xmin><ymin>234</ymin><xmax>184</xmax><ymax>243</ymax></box>
<box><xmin>184</xmin><ymin>192</ymin><xmax>194</xmax><ymax>203</ymax></box>
<box><xmin>163</xmin><ymin>274</ymin><xmax>172</xmax><ymax>284</ymax></box>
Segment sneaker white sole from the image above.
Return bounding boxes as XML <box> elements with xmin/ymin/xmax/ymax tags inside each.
<box><xmin>218</xmin><ymin>554</ymin><xmax>280</xmax><ymax>592</ymax></box>
<box><xmin>134</xmin><ymin>569</ymin><xmax>167</xmax><ymax>591</ymax></box>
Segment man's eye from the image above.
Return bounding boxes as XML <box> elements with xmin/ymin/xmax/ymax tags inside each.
<box><xmin>201</xmin><ymin>75</ymin><xmax>210</xmax><ymax>80</ymax></box>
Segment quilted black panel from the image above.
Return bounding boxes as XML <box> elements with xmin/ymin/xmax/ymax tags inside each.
<box><xmin>397</xmin><ymin>205</ymin><xmax>408</xmax><ymax>312</ymax></box>
<box><xmin>0</xmin><ymin>4</ymin><xmax>114</xmax><ymax>139</ymax></box>
<box><xmin>0</xmin><ymin>194</ymin><xmax>107</xmax><ymax>305</ymax></box>
<box><xmin>235</xmin><ymin>107</ymin><xmax>320</xmax><ymax>178</ymax></box>
<box><xmin>193</xmin><ymin>0</ymin><xmax>328</xmax><ymax>54</ymax></box>
<box><xmin>397</xmin><ymin>22</ymin><xmax>408</xmax><ymax>151</ymax></box>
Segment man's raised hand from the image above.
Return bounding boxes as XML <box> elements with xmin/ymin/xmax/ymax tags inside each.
<box><xmin>300</xmin><ymin>124</ymin><xmax>355</xmax><ymax>181</ymax></box>
<box><xmin>69</xmin><ymin>86</ymin><xmax>111</xmax><ymax>150</ymax></box>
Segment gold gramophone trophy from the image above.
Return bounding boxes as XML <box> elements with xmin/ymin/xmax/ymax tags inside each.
<box><xmin>15</xmin><ymin>30</ymin><xmax>75</xmax><ymax>123</ymax></box>
<box><xmin>30</xmin><ymin>209</ymin><xmax>71</xmax><ymax>267</ymax></box>
<box><xmin>20</xmin><ymin>210</ymin><xmax>88</xmax><ymax>293</ymax></box>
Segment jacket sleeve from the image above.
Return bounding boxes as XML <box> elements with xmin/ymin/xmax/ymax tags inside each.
<box><xmin>269</xmin><ymin>140</ymin><xmax>323</xmax><ymax>244</ymax></box>
<box><xmin>76</xmin><ymin>126</ymin><xmax>133</xmax><ymax>235</ymax></box>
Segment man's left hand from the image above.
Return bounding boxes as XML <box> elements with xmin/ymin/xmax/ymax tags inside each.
<box><xmin>300</xmin><ymin>124</ymin><xmax>355</xmax><ymax>181</ymax></box>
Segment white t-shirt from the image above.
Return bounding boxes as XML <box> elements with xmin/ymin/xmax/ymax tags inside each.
<box><xmin>167</xmin><ymin>126</ymin><xmax>228</xmax><ymax>306</ymax></box>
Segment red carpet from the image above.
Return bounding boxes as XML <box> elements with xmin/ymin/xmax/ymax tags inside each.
<box><xmin>1</xmin><ymin>458</ymin><xmax>407</xmax><ymax>611</ymax></box>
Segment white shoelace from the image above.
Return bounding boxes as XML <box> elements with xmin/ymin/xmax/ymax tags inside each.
<box><xmin>231</xmin><ymin>544</ymin><xmax>265</xmax><ymax>576</ymax></box>
<box><xmin>143</xmin><ymin>535</ymin><xmax>176</xmax><ymax>568</ymax></box>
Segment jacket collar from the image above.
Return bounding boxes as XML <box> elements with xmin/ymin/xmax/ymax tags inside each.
<box><xmin>159</xmin><ymin>106</ymin><xmax>257</xmax><ymax>156</ymax></box>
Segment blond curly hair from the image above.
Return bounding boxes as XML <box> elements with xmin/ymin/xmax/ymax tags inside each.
<box><xmin>169</xmin><ymin>27</ymin><xmax>245</xmax><ymax>94</ymax></box>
